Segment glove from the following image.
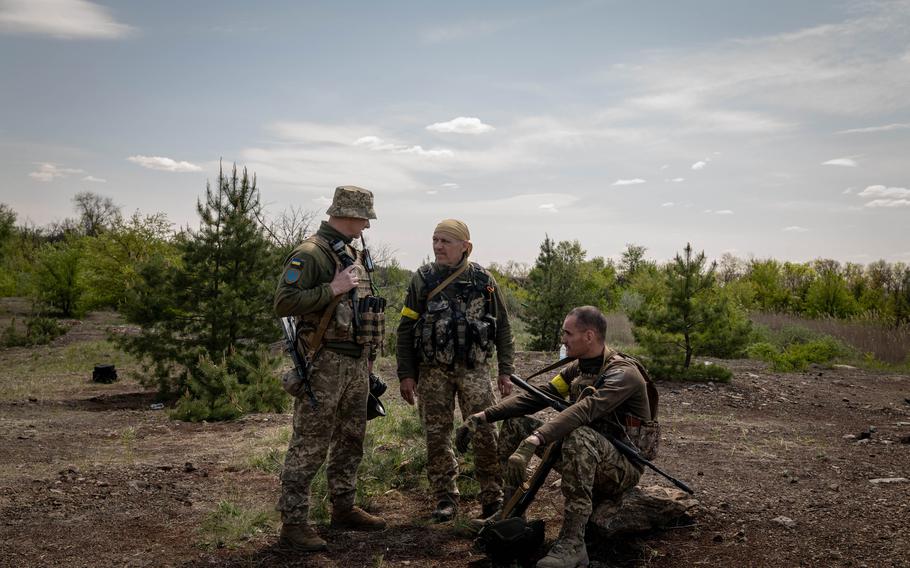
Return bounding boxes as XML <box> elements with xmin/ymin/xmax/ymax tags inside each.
<box><xmin>505</xmin><ymin>437</ymin><xmax>538</xmax><ymax>487</ymax></box>
<box><xmin>455</xmin><ymin>412</ymin><xmax>485</xmax><ymax>454</ymax></box>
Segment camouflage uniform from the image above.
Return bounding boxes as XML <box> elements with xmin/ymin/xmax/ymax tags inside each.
<box><xmin>274</xmin><ymin>186</ymin><xmax>382</xmax><ymax>526</ymax></box>
<box><xmin>397</xmin><ymin>261</ymin><xmax>515</xmax><ymax>509</ymax></box>
<box><xmin>485</xmin><ymin>349</ymin><xmax>656</xmax><ymax>522</ymax></box>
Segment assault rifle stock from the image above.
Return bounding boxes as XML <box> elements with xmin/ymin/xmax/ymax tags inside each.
<box><xmin>280</xmin><ymin>317</ymin><xmax>318</xmax><ymax>409</ymax></box>
<box><xmin>509</xmin><ymin>374</ymin><xmax>694</xmax><ymax>494</ymax></box>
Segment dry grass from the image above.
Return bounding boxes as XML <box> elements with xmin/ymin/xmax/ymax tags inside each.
<box><xmin>750</xmin><ymin>312</ymin><xmax>910</xmax><ymax>364</ymax></box>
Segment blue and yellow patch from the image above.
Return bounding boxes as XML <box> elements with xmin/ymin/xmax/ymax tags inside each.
<box><xmin>289</xmin><ymin>257</ymin><xmax>304</xmax><ymax>269</ymax></box>
<box><xmin>284</xmin><ymin>268</ymin><xmax>301</xmax><ymax>284</ymax></box>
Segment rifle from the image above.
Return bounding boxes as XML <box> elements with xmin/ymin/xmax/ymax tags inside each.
<box><xmin>499</xmin><ymin>440</ymin><xmax>561</xmax><ymax>520</ymax></box>
<box><xmin>509</xmin><ymin>374</ymin><xmax>694</xmax><ymax>495</ymax></box>
<box><xmin>279</xmin><ymin>316</ymin><xmax>318</xmax><ymax>409</ymax></box>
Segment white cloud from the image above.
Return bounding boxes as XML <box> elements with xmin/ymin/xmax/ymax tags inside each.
<box><xmin>612</xmin><ymin>178</ymin><xmax>646</xmax><ymax>186</ymax></box>
<box><xmin>127</xmin><ymin>155</ymin><xmax>203</xmax><ymax>173</ymax></box>
<box><xmin>353</xmin><ymin>136</ymin><xmax>454</xmax><ymax>158</ymax></box>
<box><xmin>0</xmin><ymin>0</ymin><xmax>134</xmax><ymax>39</ymax></box>
<box><xmin>420</xmin><ymin>17</ymin><xmax>520</xmax><ymax>44</ymax></box>
<box><xmin>838</xmin><ymin>123</ymin><xmax>910</xmax><ymax>134</ymax></box>
<box><xmin>691</xmin><ymin>161</ymin><xmax>707</xmax><ymax>170</ymax></box>
<box><xmin>716</xmin><ymin>209</ymin><xmax>734</xmax><ymax>215</ymax></box>
<box><xmin>822</xmin><ymin>157</ymin><xmax>858</xmax><ymax>167</ymax></box>
<box><xmin>842</xmin><ymin>188</ymin><xmax>853</xmax><ymax>195</ymax></box>
<box><xmin>669</xmin><ymin>177</ymin><xmax>685</xmax><ymax>183</ymax></box>
<box><xmin>865</xmin><ymin>199</ymin><xmax>910</xmax><ymax>208</ymax></box>
<box><xmin>82</xmin><ymin>175</ymin><xmax>106</xmax><ymax>183</ymax></box>
<box><xmin>783</xmin><ymin>226</ymin><xmax>809</xmax><ymax>232</ymax></box>
<box><xmin>538</xmin><ymin>203</ymin><xmax>558</xmax><ymax>213</ymax></box>
<box><xmin>28</xmin><ymin>162</ymin><xmax>84</xmax><ymax>181</ymax></box>
<box><xmin>661</xmin><ymin>202</ymin><xmax>674</xmax><ymax>207</ymax></box>
<box><xmin>858</xmin><ymin>185</ymin><xmax>910</xmax><ymax>198</ymax></box>
<box><xmin>440</xmin><ymin>182</ymin><xmax>460</xmax><ymax>190</ymax></box>
<box><xmin>313</xmin><ymin>196</ymin><xmax>332</xmax><ymax>205</ymax></box>
<box><xmin>426</xmin><ymin>117</ymin><xmax>495</xmax><ymax>134</ymax></box>
<box><xmin>426</xmin><ymin>190</ymin><xmax>439</xmax><ymax>195</ymax></box>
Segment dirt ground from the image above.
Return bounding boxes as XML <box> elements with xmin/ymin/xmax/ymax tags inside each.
<box><xmin>1</xmin><ymin>306</ymin><xmax>908</xmax><ymax>567</ymax></box>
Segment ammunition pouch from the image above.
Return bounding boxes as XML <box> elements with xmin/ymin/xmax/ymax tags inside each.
<box><xmin>415</xmin><ymin>299</ymin><xmax>495</xmax><ymax>368</ymax></box>
<box><xmin>281</xmin><ymin>365</ymin><xmax>311</xmax><ymax>399</ymax></box>
<box><xmin>626</xmin><ymin>418</ymin><xmax>660</xmax><ymax>461</ymax></box>
<box><xmin>355</xmin><ymin>295</ymin><xmax>386</xmax><ymax>349</ymax></box>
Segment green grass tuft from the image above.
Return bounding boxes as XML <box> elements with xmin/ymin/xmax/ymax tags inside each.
<box><xmin>198</xmin><ymin>500</ymin><xmax>274</xmax><ymax>549</ymax></box>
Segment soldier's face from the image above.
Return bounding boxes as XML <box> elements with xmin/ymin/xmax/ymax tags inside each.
<box><xmin>432</xmin><ymin>232</ymin><xmax>468</xmax><ymax>266</ymax></box>
<box><xmin>336</xmin><ymin>217</ymin><xmax>370</xmax><ymax>238</ymax></box>
<box><xmin>561</xmin><ymin>315</ymin><xmax>596</xmax><ymax>358</ymax></box>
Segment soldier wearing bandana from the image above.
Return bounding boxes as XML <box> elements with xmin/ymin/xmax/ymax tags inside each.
<box><xmin>396</xmin><ymin>219</ymin><xmax>516</xmax><ymax>522</ymax></box>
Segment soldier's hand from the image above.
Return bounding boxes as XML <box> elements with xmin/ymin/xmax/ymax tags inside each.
<box><xmin>497</xmin><ymin>374</ymin><xmax>512</xmax><ymax>397</ymax></box>
<box><xmin>455</xmin><ymin>412</ymin><xmax>486</xmax><ymax>454</ymax></box>
<box><xmin>329</xmin><ymin>265</ymin><xmax>359</xmax><ymax>296</ymax></box>
<box><xmin>505</xmin><ymin>436</ymin><xmax>538</xmax><ymax>487</ymax></box>
<box><xmin>399</xmin><ymin>377</ymin><xmax>417</xmax><ymax>406</ymax></box>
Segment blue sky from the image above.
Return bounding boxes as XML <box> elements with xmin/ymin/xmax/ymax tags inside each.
<box><xmin>2</xmin><ymin>0</ymin><xmax>908</xmax><ymax>268</ymax></box>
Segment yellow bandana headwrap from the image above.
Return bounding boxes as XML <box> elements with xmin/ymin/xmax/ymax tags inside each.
<box><xmin>434</xmin><ymin>219</ymin><xmax>473</xmax><ymax>259</ymax></box>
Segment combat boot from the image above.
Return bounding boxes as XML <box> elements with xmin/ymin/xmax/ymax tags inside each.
<box><xmin>331</xmin><ymin>505</ymin><xmax>387</xmax><ymax>531</ymax></box>
<box><xmin>536</xmin><ymin>512</ymin><xmax>589</xmax><ymax>568</ymax></box>
<box><xmin>279</xmin><ymin>523</ymin><xmax>327</xmax><ymax>552</ymax></box>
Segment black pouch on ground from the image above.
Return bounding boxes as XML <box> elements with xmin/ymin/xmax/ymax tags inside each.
<box><xmin>475</xmin><ymin>517</ymin><xmax>545</xmax><ymax>565</ymax></box>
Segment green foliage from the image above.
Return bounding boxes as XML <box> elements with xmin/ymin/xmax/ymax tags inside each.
<box><xmin>644</xmin><ymin>359</ymin><xmax>733</xmax><ymax>382</ymax></box>
<box><xmin>80</xmin><ymin>211</ymin><xmax>177</xmax><ymax>310</ymax></box>
<box><xmin>526</xmin><ymin>236</ymin><xmax>615</xmax><ymax>350</ymax></box>
<box><xmin>117</xmin><ymin>165</ymin><xmax>281</xmax><ymax>406</ymax></box>
<box><xmin>30</xmin><ymin>238</ymin><xmax>86</xmax><ymax>317</ymax></box>
<box><xmin>199</xmin><ymin>500</ymin><xmax>273</xmax><ymax>549</ymax></box>
<box><xmin>627</xmin><ymin>243</ymin><xmax>751</xmax><ymax>373</ymax></box>
<box><xmin>747</xmin><ymin>324</ymin><xmax>852</xmax><ymax>371</ymax></box>
<box><xmin>1</xmin><ymin>315</ymin><xmax>68</xmax><ymax>347</ymax></box>
<box><xmin>370</xmin><ymin>258</ymin><xmax>412</xmax><ymax>356</ymax></box>
<box><xmin>170</xmin><ymin>350</ymin><xmax>288</xmax><ymax>422</ymax></box>
<box><xmin>804</xmin><ymin>260</ymin><xmax>859</xmax><ymax>318</ymax></box>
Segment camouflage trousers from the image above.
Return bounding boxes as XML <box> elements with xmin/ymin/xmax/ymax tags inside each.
<box><xmin>277</xmin><ymin>349</ymin><xmax>368</xmax><ymax>524</ymax></box>
<box><xmin>417</xmin><ymin>363</ymin><xmax>502</xmax><ymax>506</ymax></box>
<box><xmin>499</xmin><ymin>417</ymin><xmax>641</xmax><ymax>518</ymax></box>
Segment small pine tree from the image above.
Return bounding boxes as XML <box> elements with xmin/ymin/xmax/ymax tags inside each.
<box><xmin>628</xmin><ymin>243</ymin><xmax>751</xmax><ymax>380</ymax></box>
<box><xmin>118</xmin><ymin>164</ymin><xmax>285</xmax><ymax>415</ymax></box>
<box><xmin>526</xmin><ymin>236</ymin><xmax>611</xmax><ymax>350</ymax></box>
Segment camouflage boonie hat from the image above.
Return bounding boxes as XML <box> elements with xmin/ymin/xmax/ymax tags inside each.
<box><xmin>326</xmin><ymin>185</ymin><xmax>377</xmax><ymax>220</ymax></box>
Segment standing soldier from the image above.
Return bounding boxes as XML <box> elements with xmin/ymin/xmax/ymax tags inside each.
<box><xmin>396</xmin><ymin>219</ymin><xmax>515</xmax><ymax>522</ymax></box>
<box><xmin>274</xmin><ymin>186</ymin><xmax>387</xmax><ymax>552</ymax></box>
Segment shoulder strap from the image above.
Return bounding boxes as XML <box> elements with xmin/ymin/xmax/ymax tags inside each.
<box><xmin>427</xmin><ymin>262</ymin><xmax>470</xmax><ymax>301</ymax></box>
<box><xmin>306</xmin><ymin>235</ymin><xmax>342</xmax><ymax>271</ymax></box>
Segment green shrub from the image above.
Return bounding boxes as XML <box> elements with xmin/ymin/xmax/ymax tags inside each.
<box><xmin>747</xmin><ymin>335</ymin><xmax>850</xmax><ymax>372</ymax></box>
<box><xmin>645</xmin><ymin>359</ymin><xmax>733</xmax><ymax>382</ymax></box>
<box><xmin>1</xmin><ymin>316</ymin><xmax>67</xmax><ymax>347</ymax></box>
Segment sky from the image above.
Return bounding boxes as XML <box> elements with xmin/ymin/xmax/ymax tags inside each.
<box><xmin>1</xmin><ymin>0</ymin><xmax>909</xmax><ymax>269</ymax></box>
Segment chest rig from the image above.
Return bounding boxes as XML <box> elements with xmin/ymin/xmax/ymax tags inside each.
<box><xmin>414</xmin><ymin>262</ymin><xmax>497</xmax><ymax>368</ymax></box>
<box><xmin>295</xmin><ymin>234</ymin><xmax>386</xmax><ymax>355</ymax></box>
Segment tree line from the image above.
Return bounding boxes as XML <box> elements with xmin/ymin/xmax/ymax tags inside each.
<box><xmin>2</xmin><ymin>163</ymin><xmax>908</xmax><ymax>418</ymax></box>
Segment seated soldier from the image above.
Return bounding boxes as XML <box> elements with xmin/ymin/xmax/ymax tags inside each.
<box><xmin>464</xmin><ymin>305</ymin><xmax>659</xmax><ymax>568</ymax></box>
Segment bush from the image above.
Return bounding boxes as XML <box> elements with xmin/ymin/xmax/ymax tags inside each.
<box><xmin>170</xmin><ymin>351</ymin><xmax>288</xmax><ymax>422</ymax></box>
<box><xmin>645</xmin><ymin>358</ymin><xmax>733</xmax><ymax>382</ymax></box>
<box><xmin>747</xmin><ymin>335</ymin><xmax>850</xmax><ymax>372</ymax></box>
<box><xmin>1</xmin><ymin>316</ymin><xmax>68</xmax><ymax>347</ymax></box>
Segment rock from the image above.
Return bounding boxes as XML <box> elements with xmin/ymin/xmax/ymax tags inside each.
<box><xmin>832</xmin><ymin>364</ymin><xmax>856</xmax><ymax>370</ymax></box>
<box><xmin>746</xmin><ymin>373</ymin><xmax>759</xmax><ymax>379</ymax></box>
<box><xmin>183</xmin><ymin>462</ymin><xmax>196</xmax><ymax>473</ymax></box>
<box><xmin>588</xmin><ymin>485</ymin><xmax>699</xmax><ymax>539</ymax></box>
<box><xmin>771</xmin><ymin>516</ymin><xmax>796</xmax><ymax>529</ymax></box>
<box><xmin>900</xmin><ymin>435</ymin><xmax>910</xmax><ymax>445</ymax></box>
<box><xmin>868</xmin><ymin>478</ymin><xmax>909</xmax><ymax>484</ymax></box>
<box><xmin>842</xmin><ymin>434</ymin><xmax>857</xmax><ymax>440</ymax></box>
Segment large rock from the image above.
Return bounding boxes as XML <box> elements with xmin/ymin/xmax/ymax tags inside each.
<box><xmin>588</xmin><ymin>485</ymin><xmax>699</xmax><ymax>539</ymax></box>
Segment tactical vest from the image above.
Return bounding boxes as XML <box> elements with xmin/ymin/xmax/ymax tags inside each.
<box><xmin>568</xmin><ymin>351</ymin><xmax>661</xmax><ymax>461</ymax></box>
<box><xmin>415</xmin><ymin>262</ymin><xmax>497</xmax><ymax>368</ymax></box>
<box><xmin>294</xmin><ymin>235</ymin><xmax>385</xmax><ymax>355</ymax></box>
